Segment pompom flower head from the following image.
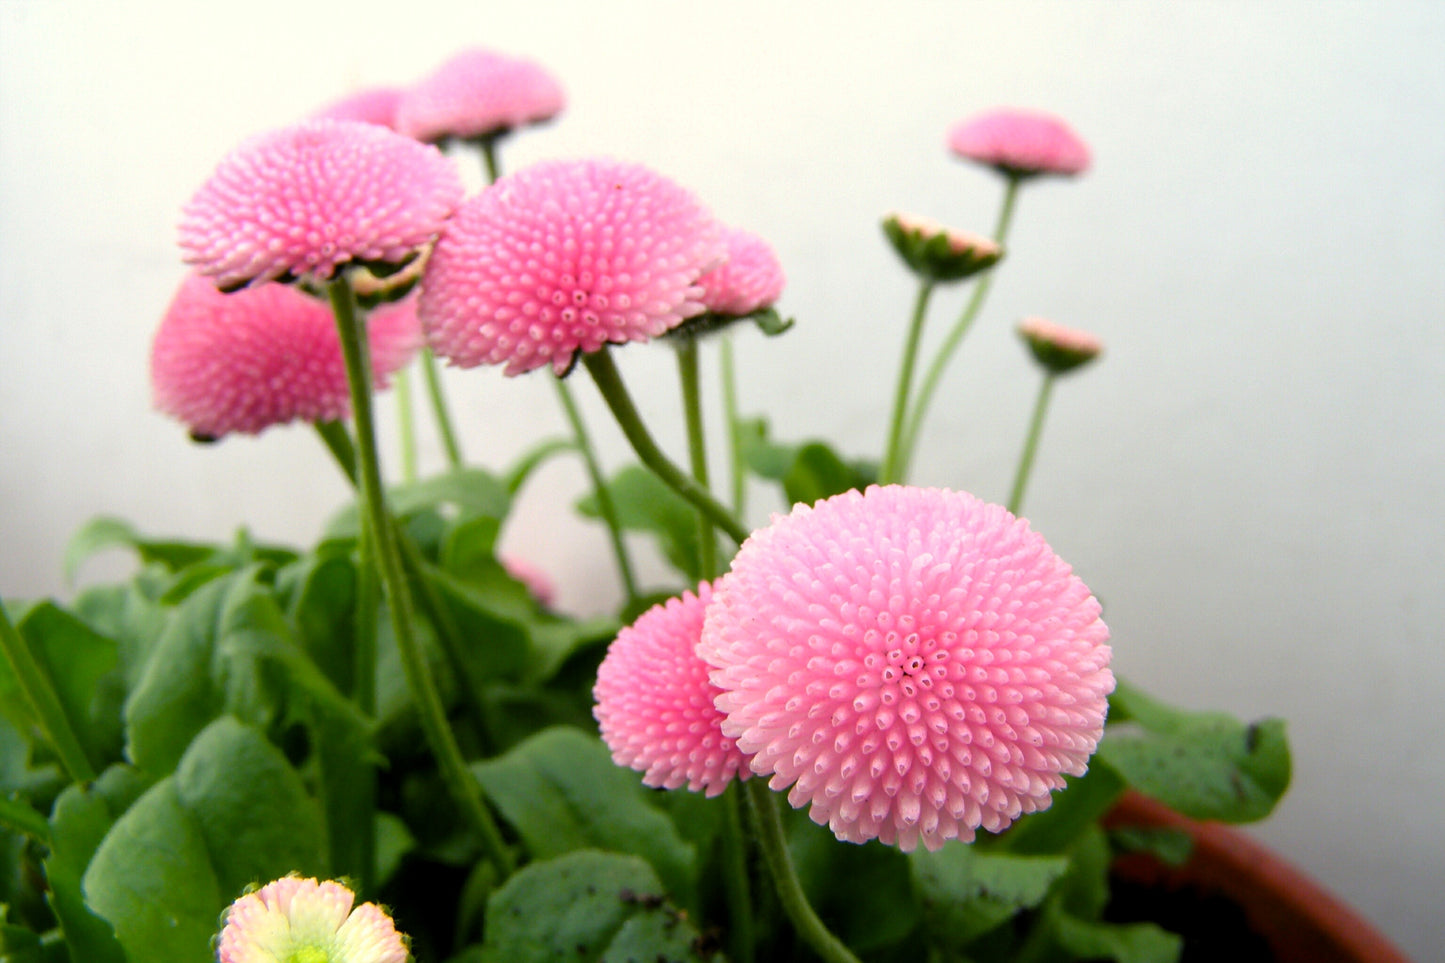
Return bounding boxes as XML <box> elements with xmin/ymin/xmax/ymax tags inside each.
<box><xmin>947</xmin><ymin>109</ymin><xmax>1091</xmax><ymax>179</ymax></box>
<box><xmin>594</xmin><ymin>580</ymin><xmax>753</xmax><ymax>796</ymax></box>
<box><xmin>1018</xmin><ymin>316</ymin><xmax>1102</xmax><ymax>375</ymax></box>
<box><xmin>882</xmin><ymin>212</ymin><xmax>1003</xmax><ymax>283</ymax></box>
<box><xmin>150</xmin><ymin>275</ymin><xmax>418</xmax><ymax>439</ymax></box>
<box><xmin>420</xmin><ymin>157</ymin><xmax>723</xmax><ymax>376</ymax></box>
<box><xmin>311</xmin><ymin>87</ymin><xmax>405</xmax><ymax>129</ymax></box>
<box><xmin>216</xmin><ymin>875</ymin><xmax>408</xmax><ymax>963</ymax></box>
<box><xmin>698</xmin><ymin>226</ymin><xmax>786</xmax><ymax>318</ymax></box>
<box><xmin>700</xmin><ymin>485</ymin><xmax>1114</xmax><ymax>852</ymax></box>
<box><xmin>397</xmin><ymin>48</ymin><xmax>565</xmax><ymax>143</ymax></box>
<box><xmin>179</xmin><ymin>119</ymin><xmax>463</xmax><ymax>290</ymax></box>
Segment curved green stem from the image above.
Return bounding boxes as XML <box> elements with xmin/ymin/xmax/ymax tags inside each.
<box><xmin>897</xmin><ymin>176</ymin><xmax>1022</xmax><ymax>479</ymax></box>
<box><xmin>720</xmin><ymin>784</ymin><xmax>756</xmax><ymax>963</ymax></box>
<box><xmin>552</xmin><ymin>377</ymin><xmax>641</xmax><ymax>606</ymax></box>
<box><xmin>479</xmin><ymin>134</ymin><xmax>502</xmax><ymax>185</ymax></box>
<box><xmin>582</xmin><ymin>349</ymin><xmax>750</xmax><ymax>545</ymax></box>
<box><xmin>879</xmin><ymin>279</ymin><xmax>936</xmax><ymax>484</ymax></box>
<box><xmin>0</xmin><ymin>599</ymin><xmax>96</xmax><ymax>784</ymax></box>
<box><xmin>720</xmin><ymin>336</ymin><xmax>747</xmax><ymax>516</ymax></box>
<box><xmin>421</xmin><ymin>349</ymin><xmax>465</xmax><ymax>470</ymax></box>
<box><xmin>744</xmin><ymin>781</ymin><xmax>862</xmax><ymax>963</ymax></box>
<box><xmin>1007</xmin><ymin>373</ymin><xmax>1055</xmax><ymax>516</ymax></box>
<box><xmin>676</xmin><ymin>338</ymin><xmax>717</xmax><ymax>579</ymax></box>
<box><xmin>395</xmin><ymin>365</ymin><xmax>419</xmax><ymax>482</ymax></box>
<box><xmin>327</xmin><ymin>275</ymin><xmax>514</xmax><ymax>877</ymax></box>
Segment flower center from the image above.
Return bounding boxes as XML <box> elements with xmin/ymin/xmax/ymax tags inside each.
<box><xmin>286</xmin><ymin>947</ymin><xmax>332</xmax><ymax>963</ymax></box>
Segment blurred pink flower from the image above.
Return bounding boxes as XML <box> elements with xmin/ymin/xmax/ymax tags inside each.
<box><xmin>698</xmin><ymin>225</ymin><xmax>786</xmax><ymax>317</ymax></box>
<box><xmin>419</xmin><ymin>157</ymin><xmax>723</xmax><ymax>376</ymax></box>
<box><xmin>594</xmin><ymin>580</ymin><xmax>753</xmax><ymax>796</ymax></box>
<box><xmin>397</xmin><ymin>48</ymin><xmax>565</xmax><ymax>143</ymax></box>
<box><xmin>150</xmin><ymin>275</ymin><xmax>418</xmax><ymax>438</ymax></box>
<box><xmin>311</xmin><ymin>87</ymin><xmax>405</xmax><ymax>129</ymax></box>
<box><xmin>502</xmin><ymin>555</ymin><xmax>556</xmax><ymax>608</ymax></box>
<box><xmin>947</xmin><ymin>109</ymin><xmax>1091</xmax><ymax>178</ymax></box>
<box><xmin>699</xmin><ymin>485</ymin><xmax>1114</xmax><ymax>852</ymax></box>
<box><xmin>179</xmin><ymin>119</ymin><xmax>462</xmax><ymax>290</ymax></box>
<box><xmin>217</xmin><ymin>875</ymin><xmax>408</xmax><ymax>963</ymax></box>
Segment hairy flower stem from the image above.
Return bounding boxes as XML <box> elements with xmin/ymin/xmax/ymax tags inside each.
<box><xmin>552</xmin><ymin>377</ymin><xmax>640</xmax><ymax>608</ymax></box>
<box><xmin>720</xmin><ymin>336</ymin><xmax>747</xmax><ymax>516</ymax></box>
<box><xmin>745</xmin><ymin>781</ymin><xmax>863</xmax><ymax>963</ymax></box>
<box><xmin>421</xmin><ymin>349</ymin><xmax>465</xmax><ymax>470</ymax></box>
<box><xmin>675</xmin><ymin>337</ymin><xmax>717</xmax><ymax>579</ymax></box>
<box><xmin>0</xmin><ymin>599</ymin><xmax>96</xmax><ymax>785</ymax></box>
<box><xmin>1007</xmin><ymin>373</ymin><xmax>1055</xmax><ymax>516</ymax></box>
<box><xmin>897</xmin><ymin>175</ymin><xmax>1021</xmax><ymax>479</ymax></box>
<box><xmin>582</xmin><ymin>348</ymin><xmax>750</xmax><ymax>545</ymax></box>
<box><xmin>721</xmin><ymin>785</ymin><xmax>756</xmax><ymax>963</ymax></box>
<box><xmin>327</xmin><ymin>275</ymin><xmax>514</xmax><ymax>878</ymax></box>
<box><xmin>879</xmin><ymin>279</ymin><xmax>936</xmax><ymax>484</ymax></box>
<box><xmin>395</xmin><ymin>366</ymin><xmax>419</xmax><ymax>482</ymax></box>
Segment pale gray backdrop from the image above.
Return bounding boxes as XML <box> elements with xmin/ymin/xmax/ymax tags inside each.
<box><xmin>2</xmin><ymin>2</ymin><xmax>1441</xmax><ymax>958</ymax></box>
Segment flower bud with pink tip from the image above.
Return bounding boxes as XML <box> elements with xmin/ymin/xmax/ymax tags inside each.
<box><xmin>700</xmin><ymin>485</ymin><xmax>1114</xmax><ymax>852</ymax></box>
<box><xmin>595</xmin><ymin>580</ymin><xmax>754</xmax><ymax>796</ymax></box>
<box><xmin>419</xmin><ymin>157</ymin><xmax>723</xmax><ymax>376</ymax></box>
<box><xmin>947</xmin><ymin>109</ymin><xmax>1091</xmax><ymax>180</ymax></box>
<box><xmin>150</xmin><ymin>275</ymin><xmax>418</xmax><ymax>439</ymax></box>
<box><xmin>179</xmin><ymin>119</ymin><xmax>462</xmax><ymax>291</ymax></box>
<box><xmin>1017</xmin><ymin>316</ymin><xmax>1103</xmax><ymax>375</ymax></box>
<box><xmin>882</xmin><ymin>212</ymin><xmax>1004</xmax><ymax>283</ymax></box>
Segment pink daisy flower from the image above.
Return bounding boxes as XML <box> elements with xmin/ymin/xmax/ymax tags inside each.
<box><xmin>594</xmin><ymin>580</ymin><xmax>753</xmax><ymax>797</ymax></box>
<box><xmin>699</xmin><ymin>485</ymin><xmax>1114</xmax><ymax>852</ymax></box>
<box><xmin>179</xmin><ymin>119</ymin><xmax>463</xmax><ymax>290</ymax></box>
<box><xmin>419</xmin><ymin>157</ymin><xmax>723</xmax><ymax>376</ymax></box>
<box><xmin>396</xmin><ymin>48</ymin><xmax>565</xmax><ymax>143</ymax></box>
<box><xmin>311</xmin><ymin>86</ymin><xmax>405</xmax><ymax>129</ymax></box>
<box><xmin>217</xmin><ymin>875</ymin><xmax>408</xmax><ymax>963</ymax></box>
<box><xmin>1017</xmin><ymin>316</ymin><xmax>1103</xmax><ymax>375</ymax></box>
<box><xmin>947</xmin><ymin>109</ymin><xmax>1091</xmax><ymax>179</ymax></box>
<box><xmin>150</xmin><ymin>275</ymin><xmax>419</xmax><ymax>438</ymax></box>
<box><xmin>698</xmin><ymin>226</ymin><xmax>786</xmax><ymax>317</ymax></box>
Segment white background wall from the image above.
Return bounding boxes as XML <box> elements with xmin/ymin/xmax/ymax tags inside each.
<box><xmin>2</xmin><ymin>1</ymin><xmax>1441</xmax><ymax>957</ymax></box>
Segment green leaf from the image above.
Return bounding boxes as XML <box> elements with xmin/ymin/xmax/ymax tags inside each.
<box><xmin>994</xmin><ymin>762</ymin><xmax>1127</xmax><ymax>856</ymax></box>
<box><xmin>480</xmin><ymin>850</ymin><xmax>718</xmax><ymax>963</ymax></box>
<box><xmin>71</xmin><ymin>581</ymin><xmax>171</xmax><ymax>691</ymax></box>
<box><xmin>737</xmin><ymin>420</ymin><xmax>875</xmax><ymax>507</ymax></box>
<box><xmin>279</xmin><ymin>551</ymin><xmax>356</xmax><ymax>694</ymax></box>
<box><xmin>1051</xmin><ymin>911</ymin><xmax>1183</xmax><ymax>963</ymax></box>
<box><xmin>1099</xmin><ymin>679</ymin><xmax>1291</xmax><ymax>822</ymax></box>
<box><xmin>576</xmin><ymin>466</ymin><xmax>700</xmax><ymax>581</ymax></box>
<box><xmin>504</xmin><ymin>438</ymin><xmax>576</xmax><ymax>496</ymax></box>
<box><xmin>324</xmin><ymin>467</ymin><xmax>511</xmax><ymax>539</ymax></box>
<box><xmin>472</xmin><ymin>728</ymin><xmax>696</xmax><ymax>911</ymax></box>
<box><xmin>43</xmin><ymin>776</ymin><xmax>133</xmax><ymax>963</ymax></box>
<box><xmin>790</xmin><ymin>818</ymin><xmax>920</xmax><ymax>953</ymax></box>
<box><xmin>63</xmin><ymin>518</ymin><xmax>212</xmax><ymax>582</ymax></box>
<box><xmin>911</xmin><ymin>842</ymin><xmax>1070</xmax><ymax>946</ymax></box>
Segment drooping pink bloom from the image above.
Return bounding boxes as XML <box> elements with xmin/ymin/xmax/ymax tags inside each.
<box><xmin>420</xmin><ymin>157</ymin><xmax>723</xmax><ymax>376</ymax></box>
<box><xmin>1017</xmin><ymin>316</ymin><xmax>1103</xmax><ymax>375</ymax></box>
<box><xmin>698</xmin><ymin>226</ymin><xmax>786</xmax><ymax>317</ymax></box>
<box><xmin>311</xmin><ymin>86</ymin><xmax>405</xmax><ymax>129</ymax></box>
<box><xmin>217</xmin><ymin>875</ymin><xmax>409</xmax><ymax>963</ymax></box>
<box><xmin>396</xmin><ymin>48</ymin><xmax>565</xmax><ymax>143</ymax></box>
<box><xmin>594</xmin><ymin>580</ymin><xmax>753</xmax><ymax>797</ymax></box>
<box><xmin>179</xmin><ymin>119</ymin><xmax>463</xmax><ymax>290</ymax></box>
<box><xmin>947</xmin><ymin>109</ymin><xmax>1091</xmax><ymax>178</ymax></box>
<box><xmin>150</xmin><ymin>275</ymin><xmax>419</xmax><ymax>438</ymax></box>
<box><xmin>699</xmin><ymin>485</ymin><xmax>1114</xmax><ymax>852</ymax></box>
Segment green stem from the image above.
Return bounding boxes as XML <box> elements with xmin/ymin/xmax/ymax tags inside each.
<box><xmin>0</xmin><ymin>599</ymin><xmax>95</xmax><ymax>784</ymax></box>
<box><xmin>676</xmin><ymin>338</ymin><xmax>717</xmax><ymax>579</ymax></box>
<box><xmin>744</xmin><ymin>781</ymin><xmax>862</xmax><ymax>963</ymax></box>
<box><xmin>396</xmin><ymin>365</ymin><xmax>419</xmax><ymax>482</ymax></box>
<box><xmin>720</xmin><ymin>784</ymin><xmax>756</xmax><ymax>963</ymax></box>
<box><xmin>552</xmin><ymin>377</ymin><xmax>641</xmax><ymax>606</ymax></box>
<box><xmin>327</xmin><ymin>274</ymin><xmax>514</xmax><ymax>877</ymax></box>
<box><xmin>479</xmin><ymin>134</ymin><xmax>502</xmax><ymax>185</ymax></box>
<box><xmin>1007</xmin><ymin>373</ymin><xmax>1055</xmax><ymax>516</ymax></box>
<box><xmin>0</xmin><ymin>793</ymin><xmax>51</xmax><ymax>844</ymax></box>
<box><xmin>421</xmin><ymin>349</ymin><xmax>465</xmax><ymax>470</ymax></box>
<box><xmin>720</xmin><ymin>335</ymin><xmax>747</xmax><ymax>516</ymax></box>
<box><xmin>879</xmin><ymin>279</ymin><xmax>936</xmax><ymax>484</ymax></box>
<box><xmin>897</xmin><ymin>175</ymin><xmax>1022</xmax><ymax>478</ymax></box>
<box><xmin>582</xmin><ymin>349</ymin><xmax>750</xmax><ymax>545</ymax></box>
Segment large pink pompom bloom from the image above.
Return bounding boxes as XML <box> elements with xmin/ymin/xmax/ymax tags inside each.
<box><xmin>397</xmin><ymin>48</ymin><xmax>565</xmax><ymax>143</ymax></box>
<box><xmin>594</xmin><ymin>580</ymin><xmax>753</xmax><ymax>796</ymax></box>
<box><xmin>179</xmin><ymin>119</ymin><xmax>463</xmax><ymax>290</ymax></box>
<box><xmin>420</xmin><ymin>158</ymin><xmax>723</xmax><ymax>376</ymax></box>
<box><xmin>217</xmin><ymin>875</ymin><xmax>408</xmax><ymax>963</ymax></box>
<box><xmin>150</xmin><ymin>275</ymin><xmax>419</xmax><ymax>438</ymax></box>
<box><xmin>947</xmin><ymin>109</ymin><xmax>1091</xmax><ymax>178</ymax></box>
<box><xmin>699</xmin><ymin>226</ymin><xmax>786</xmax><ymax>317</ymax></box>
<box><xmin>311</xmin><ymin>87</ymin><xmax>405</xmax><ymax>129</ymax></box>
<box><xmin>700</xmin><ymin>485</ymin><xmax>1114</xmax><ymax>852</ymax></box>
